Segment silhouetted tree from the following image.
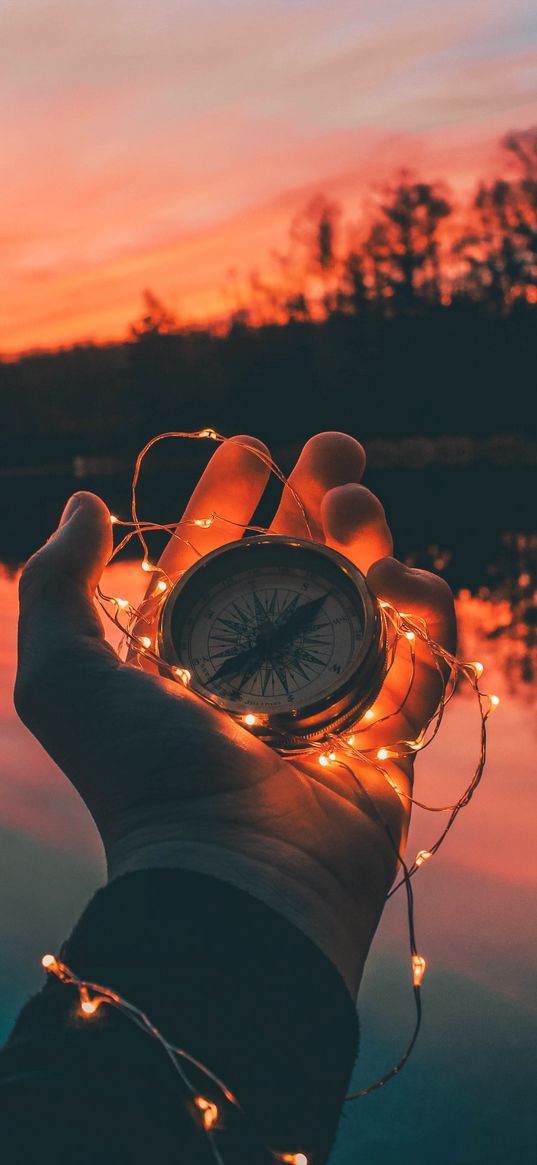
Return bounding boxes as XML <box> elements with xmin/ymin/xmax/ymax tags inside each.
<box><xmin>454</xmin><ymin>128</ymin><xmax>537</xmax><ymax>308</ymax></box>
<box><xmin>128</xmin><ymin>289</ymin><xmax>179</xmax><ymax>338</ymax></box>
<box><xmin>362</xmin><ymin>174</ymin><xmax>452</xmax><ymax>311</ymax></box>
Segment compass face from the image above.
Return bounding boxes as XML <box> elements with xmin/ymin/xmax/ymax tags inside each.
<box><xmin>158</xmin><ymin>537</ymin><xmax>385</xmax><ymax>745</ymax></box>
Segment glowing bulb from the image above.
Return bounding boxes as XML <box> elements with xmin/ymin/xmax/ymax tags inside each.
<box><xmin>328</xmin><ymin>750</ymin><xmax>337</xmax><ymax>761</ymax></box>
<box><xmin>415</xmin><ymin>850</ymin><xmax>432</xmax><ymax>867</ymax></box>
<box><xmin>470</xmin><ymin>661</ymin><xmax>484</xmax><ymax>678</ymax></box>
<box><xmin>405</xmin><ymin>631</ymin><xmax>415</xmax><ymax>641</ymax></box>
<box><xmin>281</xmin><ymin>1154</ymin><xmax>308</xmax><ymax>1165</ymax></box>
<box><xmin>194</xmin><ymin>1096</ymin><xmax>218</xmax><ymax>1130</ymax></box>
<box><xmin>156</xmin><ymin>579</ymin><xmax>168</xmax><ymax>593</ymax></box>
<box><xmin>199</xmin><ymin>428</ymin><xmax>218</xmax><ymax>440</ymax></box>
<box><xmin>41</xmin><ymin>954</ymin><xmax>56</xmax><ymax>969</ymax></box>
<box><xmin>173</xmin><ymin>667</ymin><xmax>191</xmax><ymax>686</ymax></box>
<box><xmin>377</xmin><ymin>748</ymin><xmax>389</xmax><ymax>761</ymax></box>
<box><xmin>80</xmin><ymin>998</ymin><xmax>99</xmax><ymax>1016</ymax></box>
<box><xmin>244</xmin><ymin>713</ymin><xmax>257</xmax><ymax>726</ymax></box>
<box><xmin>193</xmin><ymin>517</ymin><xmax>213</xmax><ymax>529</ymax></box>
<box><xmin>79</xmin><ymin>987</ymin><xmax>101</xmax><ymax>1016</ymax></box>
<box><xmin>378</xmin><ymin>600</ymin><xmax>390</xmax><ymax>609</ymax></box>
<box><xmin>139</xmin><ymin>636</ymin><xmax>152</xmax><ymax>649</ymax></box>
<box><xmin>110</xmin><ymin>514</ymin><xmax>119</xmax><ymax>525</ymax></box>
<box><xmin>141</xmin><ymin>560</ymin><xmax>153</xmax><ymax>572</ymax></box>
<box><xmin>412</xmin><ymin>954</ymin><xmax>427</xmax><ymax>987</ymax></box>
<box><xmin>490</xmin><ymin>694</ymin><xmax>500</xmax><ymax>707</ymax></box>
<box><xmin>115</xmin><ymin>597</ymin><xmax>129</xmax><ymax>609</ymax></box>
<box><xmin>318</xmin><ymin>754</ymin><xmax>329</xmax><ymax>767</ymax></box>
<box><xmin>347</xmin><ymin>735</ymin><xmax>355</xmax><ymax>746</ymax></box>
<box><xmin>364</xmin><ymin>708</ymin><xmax>374</xmax><ymax>721</ymax></box>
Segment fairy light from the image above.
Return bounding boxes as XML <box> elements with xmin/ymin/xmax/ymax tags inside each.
<box><xmin>86</xmin><ymin>425</ymin><xmax>497</xmax><ymax>1139</ymax></box>
<box><xmin>79</xmin><ymin>986</ymin><xmax>102</xmax><ymax>1017</ymax></box>
<box><xmin>412</xmin><ymin>955</ymin><xmax>427</xmax><ymax>987</ymax></box>
<box><xmin>41</xmin><ymin>952</ymin><xmax>311</xmax><ymax>1165</ymax></box>
<box><xmin>110</xmin><ymin>514</ymin><xmax>119</xmax><ymax>525</ymax></box>
<box><xmin>194</xmin><ymin>1096</ymin><xmax>219</xmax><ymax>1130</ymax></box>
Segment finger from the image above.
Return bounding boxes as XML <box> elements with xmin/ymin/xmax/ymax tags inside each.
<box><xmin>157</xmin><ymin>434</ymin><xmax>271</xmax><ymax>577</ymax></box>
<box><xmin>269</xmin><ymin>432</ymin><xmax>366</xmax><ymax>540</ymax></box>
<box><xmin>366</xmin><ymin>557</ymin><xmax>456</xmax><ymax>738</ymax></box>
<box><xmin>15</xmin><ymin>492</ymin><xmax>118</xmax><ymax>729</ymax></box>
<box><xmin>128</xmin><ymin>435</ymin><xmax>271</xmax><ymax>659</ymax></box>
<box><xmin>321</xmin><ymin>483</ymin><xmax>393</xmax><ymax>574</ymax></box>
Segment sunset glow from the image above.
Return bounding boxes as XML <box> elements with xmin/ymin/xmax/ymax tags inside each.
<box><xmin>2</xmin><ymin>0</ymin><xmax>537</xmax><ymax>355</ymax></box>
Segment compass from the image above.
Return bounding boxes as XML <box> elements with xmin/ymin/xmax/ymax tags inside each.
<box><xmin>157</xmin><ymin>536</ymin><xmax>387</xmax><ymax>749</ymax></box>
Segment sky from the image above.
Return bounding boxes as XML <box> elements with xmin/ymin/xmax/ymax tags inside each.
<box><xmin>1</xmin><ymin>0</ymin><xmax>537</xmax><ymax>354</ymax></box>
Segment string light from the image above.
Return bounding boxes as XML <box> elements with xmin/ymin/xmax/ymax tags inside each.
<box><xmin>87</xmin><ymin>426</ymin><xmax>498</xmax><ymax>1141</ymax></box>
<box><xmin>411</xmin><ymin>955</ymin><xmax>427</xmax><ymax>988</ymax></box>
<box><xmin>115</xmin><ymin>596</ymin><xmax>129</xmax><ymax>610</ymax></box>
<box><xmin>110</xmin><ymin>514</ymin><xmax>119</xmax><ymax>525</ymax></box>
<box><xmin>40</xmin><ymin>953</ymin><xmax>311</xmax><ymax>1165</ymax></box>
<box><xmin>194</xmin><ymin>1096</ymin><xmax>219</xmax><ymax>1130</ymax></box>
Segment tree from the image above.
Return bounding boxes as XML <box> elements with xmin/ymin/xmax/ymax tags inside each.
<box><xmin>362</xmin><ymin>175</ymin><xmax>452</xmax><ymax>310</ymax></box>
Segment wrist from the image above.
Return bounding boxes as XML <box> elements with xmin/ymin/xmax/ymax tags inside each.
<box><xmin>106</xmin><ymin>824</ymin><xmax>383</xmax><ymax>998</ymax></box>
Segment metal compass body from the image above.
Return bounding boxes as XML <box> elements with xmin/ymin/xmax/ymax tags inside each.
<box><xmin>158</xmin><ymin>536</ymin><xmax>387</xmax><ymax>749</ymax></box>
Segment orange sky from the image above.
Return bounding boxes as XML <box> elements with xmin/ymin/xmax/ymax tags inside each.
<box><xmin>1</xmin><ymin>0</ymin><xmax>537</xmax><ymax>356</ymax></box>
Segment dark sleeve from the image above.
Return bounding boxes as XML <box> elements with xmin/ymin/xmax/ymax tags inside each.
<box><xmin>0</xmin><ymin>868</ymin><xmax>359</xmax><ymax>1165</ymax></box>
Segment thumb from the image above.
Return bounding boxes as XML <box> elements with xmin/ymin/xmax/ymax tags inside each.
<box><xmin>15</xmin><ymin>492</ymin><xmax>117</xmax><ymax>727</ymax></box>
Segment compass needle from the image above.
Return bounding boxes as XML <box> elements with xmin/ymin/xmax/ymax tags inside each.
<box><xmin>158</xmin><ymin>536</ymin><xmax>386</xmax><ymax>747</ymax></box>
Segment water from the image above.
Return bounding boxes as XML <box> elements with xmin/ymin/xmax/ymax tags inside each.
<box><xmin>0</xmin><ymin>564</ymin><xmax>535</xmax><ymax>1163</ymax></box>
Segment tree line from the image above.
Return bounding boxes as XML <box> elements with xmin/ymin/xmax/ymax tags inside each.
<box><xmin>0</xmin><ymin>126</ymin><xmax>535</xmax><ymax>473</ymax></box>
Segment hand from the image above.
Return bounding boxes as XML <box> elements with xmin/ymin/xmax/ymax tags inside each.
<box><xmin>14</xmin><ymin>433</ymin><xmax>455</xmax><ymax>996</ymax></box>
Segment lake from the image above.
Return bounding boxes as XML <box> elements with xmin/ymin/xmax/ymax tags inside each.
<box><xmin>0</xmin><ymin>563</ymin><xmax>535</xmax><ymax>1164</ymax></box>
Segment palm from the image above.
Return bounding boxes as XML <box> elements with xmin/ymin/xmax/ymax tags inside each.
<box><xmin>16</xmin><ymin>431</ymin><xmax>455</xmax><ymax>993</ymax></box>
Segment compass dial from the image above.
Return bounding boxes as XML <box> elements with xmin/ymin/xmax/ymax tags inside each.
<box><xmin>158</xmin><ymin>537</ymin><xmax>386</xmax><ymax>747</ymax></box>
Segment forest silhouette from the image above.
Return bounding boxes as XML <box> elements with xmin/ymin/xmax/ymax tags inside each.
<box><xmin>0</xmin><ymin>127</ymin><xmax>535</xmax><ymax>582</ymax></box>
